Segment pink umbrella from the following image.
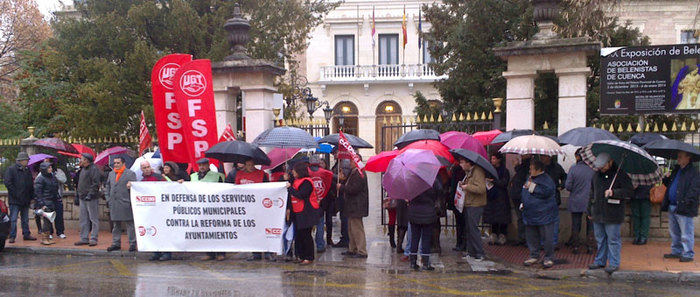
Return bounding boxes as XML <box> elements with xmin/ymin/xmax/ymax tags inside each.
<box><xmin>439</xmin><ymin>131</ymin><xmax>488</xmax><ymax>158</ymax></box>
<box><xmin>472</xmin><ymin>130</ymin><xmax>503</xmax><ymax>146</ymax></box>
<box><xmin>382</xmin><ymin>149</ymin><xmax>441</xmax><ymax>201</ymax></box>
<box><xmin>261</xmin><ymin>148</ymin><xmax>302</xmax><ymax>170</ymax></box>
<box><xmin>95</xmin><ymin>146</ymin><xmax>129</xmax><ymax>166</ymax></box>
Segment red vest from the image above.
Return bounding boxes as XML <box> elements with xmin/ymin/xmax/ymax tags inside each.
<box><xmin>235</xmin><ymin>169</ymin><xmax>266</xmax><ymax>184</ymax></box>
<box><xmin>308</xmin><ymin>168</ymin><xmax>333</xmax><ymax>200</ymax></box>
<box><xmin>291</xmin><ymin>177</ymin><xmax>319</xmax><ymax>213</ymax></box>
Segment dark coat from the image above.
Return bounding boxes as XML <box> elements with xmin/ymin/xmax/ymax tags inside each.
<box><xmin>508</xmin><ymin>158</ymin><xmax>530</xmax><ymax>204</ymax></box>
<box><xmin>521</xmin><ymin>173</ymin><xmax>558</xmax><ymax>226</ymax></box>
<box><xmin>395</xmin><ymin>199</ymin><xmax>408</xmax><ymax>228</ymax></box>
<box><xmin>588</xmin><ymin>164</ymin><xmax>634</xmax><ymax>224</ymax></box>
<box><xmin>288</xmin><ymin>180</ymin><xmax>320</xmax><ymax>229</ymax></box>
<box><xmin>34</xmin><ymin>169</ymin><xmax>59</xmax><ymax>210</ymax></box>
<box><xmin>341</xmin><ymin>168</ymin><xmax>368</xmax><ymax>218</ymax></box>
<box><xmin>565</xmin><ymin>161</ymin><xmax>595</xmax><ymax>213</ymax></box>
<box><xmin>4</xmin><ymin>163</ymin><xmax>34</xmax><ymax>206</ymax></box>
<box><xmin>447</xmin><ymin>165</ymin><xmax>466</xmax><ymax>213</ymax></box>
<box><xmin>633</xmin><ymin>185</ymin><xmax>652</xmax><ymax>200</ymax></box>
<box><xmin>408</xmin><ymin>180</ymin><xmax>441</xmax><ymax>225</ymax></box>
<box><xmin>483</xmin><ymin>164</ymin><xmax>511</xmax><ymax>225</ymax></box>
<box><xmin>662</xmin><ymin>163</ymin><xmax>700</xmax><ymax>217</ymax></box>
<box><xmin>545</xmin><ymin>161</ymin><xmax>567</xmax><ymax>205</ymax></box>
<box><xmin>77</xmin><ymin>163</ymin><xmax>102</xmax><ymax>200</ymax></box>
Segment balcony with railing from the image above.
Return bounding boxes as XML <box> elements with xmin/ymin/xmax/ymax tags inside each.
<box><xmin>318</xmin><ymin>64</ymin><xmax>447</xmax><ymax>83</ymax></box>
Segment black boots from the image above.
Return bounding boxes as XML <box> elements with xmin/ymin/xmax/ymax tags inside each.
<box><xmin>409</xmin><ymin>255</ymin><xmax>419</xmax><ymax>271</ymax></box>
<box><xmin>421</xmin><ymin>255</ymin><xmax>434</xmax><ymax>271</ymax></box>
<box><xmin>396</xmin><ymin>227</ymin><xmax>406</xmax><ymax>253</ymax></box>
<box><xmin>388</xmin><ymin>225</ymin><xmax>396</xmax><ymax>248</ymax></box>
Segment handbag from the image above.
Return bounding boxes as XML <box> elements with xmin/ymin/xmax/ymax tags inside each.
<box><xmin>649</xmin><ymin>184</ymin><xmax>666</xmax><ymax>204</ymax></box>
<box><xmin>454</xmin><ymin>176</ymin><xmax>467</xmax><ymax>212</ymax></box>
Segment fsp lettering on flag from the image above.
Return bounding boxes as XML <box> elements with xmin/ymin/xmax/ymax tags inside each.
<box><xmin>337</xmin><ymin>131</ymin><xmax>364</xmax><ymax>177</ymax></box>
<box><xmin>139</xmin><ymin>111</ymin><xmax>152</xmax><ymax>155</ymax></box>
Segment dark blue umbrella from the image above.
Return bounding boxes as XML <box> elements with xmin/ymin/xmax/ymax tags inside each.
<box><xmin>643</xmin><ymin>139</ymin><xmax>700</xmax><ymax>161</ymax></box>
<box><xmin>449</xmin><ymin>148</ymin><xmax>499</xmax><ymax>179</ymax></box>
<box><xmin>205</xmin><ymin>140</ymin><xmax>271</xmax><ymax>165</ymax></box>
<box><xmin>318</xmin><ymin>133</ymin><xmax>373</xmax><ymax>149</ymax></box>
<box><xmin>490</xmin><ymin>129</ymin><xmax>535</xmax><ymax>144</ymax></box>
<box><xmin>393</xmin><ymin>129</ymin><xmax>440</xmax><ymax>149</ymax></box>
<box><xmin>559</xmin><ymin>127</ymin><xmax>619</xmax><ymax>146</ymax></box>
<box><xmin>630</xmin><ymin>133</ymin><xmax>667</xmax><ymax>147</ymax></box>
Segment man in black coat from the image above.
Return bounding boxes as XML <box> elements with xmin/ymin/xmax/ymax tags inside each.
<box><xmin>508</xmin><ymin>155</ymin><xmax>531</xmax><ymax>245</ymax></box>
<box><xmin>661</xmin><ymin>151</ymin><xmax>700</xmax><ymax>262</ymax></box>
<box><xmin>74</xmin><ymin>153</ymin><xmax>102</xmax><ymax>246</ymax></box>
<box><xmin>3</xmin><ymin>152</ymin><xmax>37</xmax><ymax>243</ymax></box>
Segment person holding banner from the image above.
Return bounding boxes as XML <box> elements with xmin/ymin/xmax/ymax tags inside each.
<box><xmin>234</xmin><ymin>158</ymin><xmax>272</xmax><ymax>261</ymax></box>
<box><xmin>162</xmin><ymin>161</ymin><xmax>188</xmax><ymax>183</ymax></box>
<box><xmin>287</xmin><ymin>162</ymin><xmax>320</xmax><ymax>265</ymax></box>
<box><xmin>191</xmin><ymin>158</ymin><xmax>225</xmax><ymax>261</ymax></box>
<box><xmin>105</xmin><ymin>157</ymin><xmax>138</xmax><ymax>252</ymax></box>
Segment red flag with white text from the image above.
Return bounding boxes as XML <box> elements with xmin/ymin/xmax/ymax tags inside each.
<box><xmin>173</xmin><ymin>59</ymin><xmax>219</xmax><ymax>168</ymax></box>
<box><xmin>218</xmin><ymin>123</ymin><xmax>236</xmax><ymax>142</ymax></box>
<box><xmin>337</xmin><ymin>131</ymin><xmax>364</xmax><ymax>177</ymax></box>
<box><xmin>151</xmin><ymin>53</ymin><xmax>192</xmax><ymax>163</ymax></box>
<box><xmin>139</xmin><ymin>111</ymin><xmax>152</xmax><ymax>155</ymax></box>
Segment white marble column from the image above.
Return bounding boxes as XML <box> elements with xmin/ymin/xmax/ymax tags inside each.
<box><xmin>213</xmin><ymin>88</ymin><xmax>238</xmax><ymax>136</ymax></box>
<box><xmin>503</xmin><ymin>71</ymin><xmax>537</xmax><ymax>131</ymax></box>
<box><xmin>240</xmin><ymin>86</ymin><xmax>277</xmax><ymax>142</ymax></box>
<box><xmin>556</xmin><ymin>68</ymin><xmax>590</xmax><ymax>136</ymax></box>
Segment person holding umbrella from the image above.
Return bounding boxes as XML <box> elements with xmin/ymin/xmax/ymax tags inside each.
<box><xmin>407</xmin><ymin>172</ymin><xmax>442</xmax><ymax>271</ymax></box>
<box><xmin>521</xmin><ymin>159</ymin><xmax>558</xmax><ymax>268</ymax></box>
<box><xmin>587</xmin><ymin>153</ymin><xmax>634</xmax><ymax>274</ymax></box>
<box><xmin>661</xmin><ymin>151</ymin><xmax>699</xmax><ymax>262</ymax></box>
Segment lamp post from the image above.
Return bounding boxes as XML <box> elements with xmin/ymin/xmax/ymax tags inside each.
<box><xmin>303</xmin><ymin>87</ymin><xmax>332</xmax><ymax>121</ymax></box>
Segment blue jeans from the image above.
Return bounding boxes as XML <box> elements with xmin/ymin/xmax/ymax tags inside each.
<box><xmin>315</xmin><ymin>214</ymin><xmax>325</xmax><ymax>251</ymax></box>
<box><xmin>9</xmin><ymin>204</ymin><xmax>31</xmax><ymax>238</ymax></box>
<box><xmin>403</xmin><ymin>222</ymin><xmax>423</xmax><ymax>256</ymax></box>
<box><xmin>593</xmin><ymin>222</ymin><xmax>621</xmax><ymax>268</ymax></box>
<box><xmin>669</xmin><ymin>205</ymin><xmax>695</xmax><ymax>259</ymax></box>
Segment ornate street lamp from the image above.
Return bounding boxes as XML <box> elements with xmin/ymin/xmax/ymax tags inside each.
<box><xmin>303</xmin><ymin>87</ymin><xmax>331</xmax><ymax>121</ymax></box>
<box><xmin>323</xmin><ymin>104</ymin><xmax>333</xmax><ymax>123</ymax></box>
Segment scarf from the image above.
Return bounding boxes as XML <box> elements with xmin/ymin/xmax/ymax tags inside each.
<box><xmin>114</xmin><ymin>166</ymin><xmax>125</xmax><ymax>182</ymax></box>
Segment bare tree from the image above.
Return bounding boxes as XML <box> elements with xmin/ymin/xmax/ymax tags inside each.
<box><xmin>0</xmin><ymin>0</ymin><xmax>50</xmax><ymax>86</ymax></box>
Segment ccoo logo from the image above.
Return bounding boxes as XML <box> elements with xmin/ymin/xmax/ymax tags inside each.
<box><xmin>179</xmin><ymin>70</ymin><xmax>207</xmax><ymax>97</ymax></box>
<box><xmin>158</xmin><ymin>63</ymin><xmax>181</xmax><ymax>90</ymax></box>
<box><xmin>138</xmin><ymin>225</ymin><xmax>158</xmax><ymax>237</ymax></box>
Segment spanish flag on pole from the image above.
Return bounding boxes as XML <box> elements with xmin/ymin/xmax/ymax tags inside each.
<box><xmin>402</xmin><ymin>5</ymin><xmax>407</xmax><ymax>49</ymax></box>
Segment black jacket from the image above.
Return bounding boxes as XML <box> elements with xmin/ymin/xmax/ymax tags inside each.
<box><xmin>408</xmin><ymin>180</ymin><xmax>441</xmax><ymax>225</ymax></box>
<box><xmin>662</xmin><ymin>163</ymin><xmax>700</xmax><ymax>217</ymax></box>
<box><xmin>77</xmin><ymin>163</ymin><xmax>102</xmax><ymax>200</ymax></box>
<box><xmin>447</xmin><ymin>165</ymin><xmax>466</xmax><ymax>212</ymax></box>
<box><xmin>484</xmin><ymin>164</ymin><xmax>511</xmax><ymax>225</ymax></box>
<box><xmin>588</xmin><ymin>164</ymin><xmax>634</xmax><ymax>224</ymax></box>
<box><xmin>4</xmin><ymin>163</ymin><xmax>34</xmax><ymax>206</ymax></box>
<box><xmin>508</xmin><ymin>158</ymin><xmax>530</xmax><ymax>203</ymax></box>
<box><xmin>34</xmin><ymin>171</ymin><xmax>59</xmax><ymax>210</ymax></box>
<box><xmin>341</xmin><ymin>168</ymin><xmax>368</xmax><ymax>218</ymax></box>
<box><xmin>545</xmin><ymin>161</ymin><xmax>567</xmax><ymax>205</ymax></box>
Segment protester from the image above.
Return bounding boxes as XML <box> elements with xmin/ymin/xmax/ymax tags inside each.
<box><xmin>384</xmin><ymin>199</ymin><xmax>397</xmax><ymax>248</ymax></box>
<box><xmin>52</xmin><ymin>163</ymin><xmax>67</xmax><ymax>239</ymax></box>
<box><xmin>661</xmin><ymin>151</ymin><xmax>700</xmax><ymax>262</ymax></box>
<box><xmin>105</xmin><ymin>157</ymin><xmax>138</xmax><ymax>252</ymax></box>
<box><xmin>234</xmin><ymin>158</ymin><xmax>272</xmax><ymax>261</ymax></box>
<box><xmin>483</xmin><ymin>152</ymin><xmax>510</xmax><ymax>246</ymax></box>
<box><xmin>521</xmin><ymin>160</ymin><xmax>558</xmax><ymax>268</ymax></box>
<box><xmin>308</xmin><ymin>155</ymin><xmax>333</xmax><ymax>253</ymax></box>
<box><xmin>75</xmin><ymin>153</ymin><xmax>102</xmax><ymax>246</ymax></box>
<box><xmin>407</xmin><ymin>177</ymin><xmax>441</xmax><ymax>271</ymax></box>
<box><xmin>458</xmin><ymin>156</ymin><xmax>487</xmax><ymax>261</ymax></box>
<box><xmin>631</xmin><ymin>184</ymin><xmax>651</xmax><ymax>245</ymax></box>
<box><xmin>541</xmin><ymin>155</ymin><xmax>566</xmax><ymax>247</ymax></box>
<box><xmin>191</xmin><ymin>158</ymin><xmax>225</xmax><ymax>261</ymax></box>
<box><xmin>162</xmin><ymin>161</ymin><xmax>188</xmax><ymax>182</ymax></box>
<box><xmin>395</xmin><ymin>198</ymin><xmax>408</xmax><ymax>255</ymax></box>
<box><xmin>287</xmin><ymin>162</ymin><xmax>320</xmax><ymax>265</ymax></box>
<box><xmin>269</xmin><ymin>164</ymin><xmax>286</xmax><ymax>182</ymax></box>
<box><xmin>565</xmin><ymin>148</ymin><xmax>595</xmax><ymax>253</ymax></box>
<box><xmin>33</xmin><ymin>161</ymin><xmax>60</xmax><ymax>245</ymax></box>
<box><xmin>448</xmin><ymin>164</ymin><xmax>466</xmax><ymax>251</ymax></box>
<box><xmin>331</xmin><ymin>159</ymin><xmax>349</xmax><ymax>248</ymax></box>
<box><xmin>3</xmin><ymin>152</ymin><xmax>36</xmax><ymax>243</ymax></box>
<box><xmin>508</xmin><ymin>155</ymin><xmax>531</xmax><ymax>245</ymax></box>
<box><xmin>140</xmin><ymin>161</ymin><xmax>164</xmax><ymax>182</ymax></box>
<box><xmin>432</xmin><ymin>168</ymin><xmax>449</xmax><ymax>253</ymax></box>
<box><xmin>338</xmin><ymin>159</ymin><xmax>369</xmax><ymax>258</ymax></box>
<box><xmin>225</xmin><ymin>163</ymin><xmax>245</xmax><ymax>183</ymax></box>
<box><xmin>318</xmin><ymin>159</ymin><xmax>337</xmax><ymax>247</ymax></box>
<box><xmin>588</xmin><ymin>153</ymin><xmax>633</xmax><ymax>274</ymax></box>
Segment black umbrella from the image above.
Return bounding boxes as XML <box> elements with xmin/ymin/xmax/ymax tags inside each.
<box><xmin>393</xmin><ymin>129</ymin><xmax>440</xmax><ymax>149</ymax></box>
<box><xmin>252</xmin><ymin>126</ymin><xmax>317</xmax><ymax>149</ymax></box>
<box><xmin>490</xmin><ymin>129</ymin><xmax>535</xmax><ymax>144</ymax></box>
<box><xmin>34</xmin><ymin>138</ymin><xmax>78</xmax><ymax>154</ymax></box>
<box><xmin>205</xmin><ymin>141</ymin><xmax>271</xmax><ymax>165</ymax></box>
<box><xmin>449</xmin><ymin>148</ymin><xmax>499</xmax><ymax>179</ymax></box>
<box><xmin>643</xmin><ymin>139</ymin><xmax>700</xmax><ymax>162</ymax></box>
<box><xmin>318</xmin><ymin>133</ymin><xmax>373</xmax><ymax>149</ymax></box>
<box><xmin>559</xmin><ymin>127</ymin><xmax>619</xmax><ymax>146</ymax></box>
<box><xmin>629</xmin><ymin>133</ymin><xmax>667</xmax><ymax>147</ymax></box>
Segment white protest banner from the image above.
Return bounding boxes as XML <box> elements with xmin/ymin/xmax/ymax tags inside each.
<box><xmin>130</xmin><ymin>181</ymin><xmax>287</xmax><ymax>253</ymax></box>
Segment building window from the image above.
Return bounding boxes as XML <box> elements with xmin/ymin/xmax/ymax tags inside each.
<box><xmin>335</xmin><ymin>35</ymin><xmax>354</xmax><ymax>65</ymax></box>
<box><xmin>422</xmin><ymin>40</ymin><xmax>433</xmax><ymax>64</ymax></box>
<box><xmin>681</xmin><ymin>30</ymin><xmax>698</xmax><ymax>44</ymax></box>
<box><xmin>378</xmin><ymin>34</ymin><xmax>399</xmax><ymax>65</ymax></box>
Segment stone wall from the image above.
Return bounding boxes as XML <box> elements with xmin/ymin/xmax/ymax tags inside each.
<box><xmin>1</xmin><ymin>191</ymin><xmax>112</xmax><ymax>231</ymax></box>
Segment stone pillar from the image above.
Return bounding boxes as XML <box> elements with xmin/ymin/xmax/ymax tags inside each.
<box><xmin>20</xmin><ymin>127</ymin><xmax>38</xmax><ymax>155</ymax></box>
<box><xmin>556</xmin><ymin>67</ymin><xmax>590</xmax><ymax>135</ymax></box>
<box><xmin>241</xmin><ymin>86</ymin><xmax>278</xmax><ymax>141</ymax></box>
<box><xmin>503</xmin><ymin>71</ymin><xmax>536</xmax><ymax>131</ymax></box>
<box><xmin>213</xmin><ymin>87</ymin><xmax>239</xmax><ymax>136</ymax></box>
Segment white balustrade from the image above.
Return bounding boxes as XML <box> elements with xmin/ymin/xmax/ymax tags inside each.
<box><xmin>319</xmin><ymin>64</ymin><xmax>444</xmax><ymax>82</ymax></box>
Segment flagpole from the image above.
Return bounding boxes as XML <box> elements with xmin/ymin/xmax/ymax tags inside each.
<box><xmin>357</xmin><ymin>5</ymin><xmax>360</xmax><ymax>68</ymax></box>
<box><xmin>372</xmin><ymin>5</ymin><xmax>375</xmax><ymax>66</ymax></box>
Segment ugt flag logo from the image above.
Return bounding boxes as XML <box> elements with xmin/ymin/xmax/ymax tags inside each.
<box><xmin>158</xmin><ymin>63</ymin><xmax>180</xmax><ymax>90</ymax></box>
<box><xmin>179</xmin><ymin>70</ymin><xmax>207</xmax><ymax>97</ymax></box>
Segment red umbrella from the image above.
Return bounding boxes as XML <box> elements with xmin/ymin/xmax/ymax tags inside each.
<box><xmin>34</xmin><ymin>138</ymin><xmax>78</xmax><ymax>154</ymax></box>
<box><xmin>95</xmin><ymin>146</ymin><xmax>130</xmax><ymax>166</ymax></box>
<box><xmin>261</xmin><ymin>148</ymin><xmax>301</xmax><ymax>170</ymax></box>
<box><xmin>399</xmin><ymin>140</ymin><xmax>455</xmax><ymax>165</ymax></box>
<box><xmin>472</xmin><ymin>130</ymin><xmax>503</xmax><ymax>146</ymax></box>
<box><xmin>58</xmin><ymin>144</ymin><xmax>96</xmax><ymax>158</ymax></box>
<box><xmin>364</xmin><ymin>150</ymin><xmax>400</xmax><ymax>173</ymax></box>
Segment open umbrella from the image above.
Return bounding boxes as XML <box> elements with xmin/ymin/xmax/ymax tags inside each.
<box><xmin>28</xmin><ymin>154</ymin><xmax>56</xmax><ymax>167</ymax></box>
<box><xmin>382</xmin><ymin>149</ymin><xmax>441</xmax><ymax>201</ymax></box>
<box><xmin>364</xmin><ymin>150</ymin><xmax>400</xmax><ymax>173</ymax></box>
<box><xmin>317</xmin><ymin>133</ymin><xmax>373</xmax><ymax>149</ymax></box>
<box><xmin>630</xmin><ymin>133</ymin><xmax>668</xmax><ymax>147</ymax></box>
<box><xmin>399</xmin><ymin>140</ymin><xmax>455</xmax><ymax>166</ymax></box>
<box><xmin>449</xmin><ymin>149</ymin><xmax>498</xmax><ymax>179</ymax></box>
<box><xmin>499</xmin><ymin>135</ymin><xmax>563</xmax><ymax>156</ymax></box>
<box><xmin>643</xmin><ymin>139</ymin><xmax>700</xmax><ymax>161</ymax></box>
<box><xmin>205</xmin><ymin>141</ymin><xmax>271</xmax><ymax>165</ymax></box>
<box><xmin>393</xmin><ymin>129</ymin><xmax>440</xmax><ymax>149</ymax></box>
<box><xmin>95</xmin><ymin>146</ymin><xmax>130</xmax><ymax>166</ymax></box>
<box><xmin>472</xmin><ymin>130</ymin><xmax>502</xmax><ymax>146</ymax></box>
<box><xmin>34</xmin><ymin>138</ymin><xmax>78</xmax><ymax>154</ymax></box>
<box><xmin>439</xmin><ymin>131</ymin><xmax>488</xmax><ymax>158</ymax></box>
<box><xmin>490</xmin><ymin>129</ymin><xmax>535</xmax><ymax>144</ymax></box>
<box><xmin>261</xmin><ymin>148</ymin><xmax>302</xmax><ymax>170</ymax></box>
<box><xmin>252</xmin><ymin>126</ymin><xmax>317</xmax><ymax>149</ymax></box>
<box><xmin>580</xmin><ymin>140</ymin><xmax>661</xmax><ymax>187</ymax></box>
<box><xmin>559</xmin><ymin>127</ymin><xmax>619</xmax><ymax>146</ymax></box>
<box><xmin>58</xmin><ymin>143</ymin><xmax>96</xmax><ymax>158</ymax></box>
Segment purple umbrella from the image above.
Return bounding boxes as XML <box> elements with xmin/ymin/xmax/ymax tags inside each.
<box><xmin>28</xmin><ymin>154</ymin><xmax>56</xmax><ymax>167</ymax></box>
<box><xmin>95</xmin><ymin>146</ymin><xmax>129</xmax><ymax>166</ymax></box>
<box><xmin>439</xmin><ymin>131</ymin><xmax>488</xmax><ymax>158</ymax></box>
<box><xmin>382</xmin><ymin>149</ymin><xmax>441</xmax><ymax>201</ymax></box>
<box><xmin>34</xmin><ymin>138</ymin><xmax>78</xmax><ymax>154</ymax></box>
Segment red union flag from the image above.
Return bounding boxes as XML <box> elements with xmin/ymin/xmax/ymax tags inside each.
<box><xmin>173</xmin><ymin>59</ymin><xmax>219</xmax><ymax>168</ymax></box>
<box><xmin>337</xmin><ymin>131</ymin><xmax>364</xmax><ymax>177</ymax></box>
<box><xmin>151</xmin><ymin>53</ymin><xmax>192</xmax><ymax>163</ymax></box>
<box><xmin>218</xmin><ymin>123</ymin><xmax>236</xmax><ymax>142</ymax></box>
<box><xmin>139</xmin><ymin>111</ymin><xmax>152</xmax><ymax>155</ymax></box>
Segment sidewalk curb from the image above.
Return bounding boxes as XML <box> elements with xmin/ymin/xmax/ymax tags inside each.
<box><xmin>4</xmin><ymin>246</ymin><xmax>152</xmax><ymax>260</ymax></box>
